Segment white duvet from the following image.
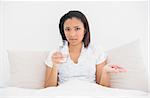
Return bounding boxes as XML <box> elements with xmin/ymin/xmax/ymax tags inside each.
<box><xmin>0</xmin><ymin>80</ymin><xmax>149</xmax><ymax>97</ymax></box>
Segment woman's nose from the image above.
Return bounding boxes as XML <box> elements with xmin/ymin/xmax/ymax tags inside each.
<box><xmin>70</xmin><ymin>30</ymin><xmax>76</xmax><ymax>36</ymax></box>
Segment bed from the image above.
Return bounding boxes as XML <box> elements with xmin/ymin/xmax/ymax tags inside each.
<box><xmin>0</xmin><ymin>80</ymin><xmax>149</xmax><ymax>97</ymax></box>
<box><xmin>0</xmin><ymin>39</ymin><xmax>149</xmax><ymax>97</ymax></box>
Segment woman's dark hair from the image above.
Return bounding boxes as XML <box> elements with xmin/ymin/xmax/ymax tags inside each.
<box><xmin>59</xmin><ymin>10</ymin><xmax>90</xmax><ymax>48</ymax></box>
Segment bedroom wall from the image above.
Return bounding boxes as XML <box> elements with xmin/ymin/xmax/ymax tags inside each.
<box><xmin>0</xmin><ymin>1</ymin><xmax>149</xmax><ymax>91</ymax></box>
<box><xmin>0</xmin><ymin>1</ymin><xmax>6</xmax><ymax>86</ymax></box>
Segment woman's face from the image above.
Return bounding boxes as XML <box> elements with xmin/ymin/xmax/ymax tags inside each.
<box><xmin>64</xmin><ymin>17</ymin><xmax>85</xmax><ymax>46</ymax></box>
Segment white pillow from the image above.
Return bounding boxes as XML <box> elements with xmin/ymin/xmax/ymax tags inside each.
<box><xmin>106</xmin><ymin>39</ymin><xmax>148</xmax><ymax>92</ymax></box>
<box><xmin>7</xmin><ymin>50</ymin><xmax>49</xmax><ymax>89</ymax></box>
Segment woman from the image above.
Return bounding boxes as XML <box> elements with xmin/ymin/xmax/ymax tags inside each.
<box><xmin>44</xmin><ymin>10</ymin><xmax>126</xmax><ymax>88</ymax></box>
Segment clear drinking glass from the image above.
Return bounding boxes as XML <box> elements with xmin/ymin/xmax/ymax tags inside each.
<box><xmin>58</xmin><ymin>46</ymin><xmax>68</xmax><ymax>63</ymax></box>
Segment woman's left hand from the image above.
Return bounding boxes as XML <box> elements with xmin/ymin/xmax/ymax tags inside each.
<box><xmin>103</xmin><ymin>64</ymin><xmax>127</xmax><ymax>73</ymax></box>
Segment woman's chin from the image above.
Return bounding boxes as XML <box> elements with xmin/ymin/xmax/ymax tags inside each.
<box><xmin>69</xmin><ymin>41</ymin><xmax>79</xmax><ymax>46</ymax></box>
<box><xmin>69</xmin><ymin>40</ymin><xmax>77</xmax><ymax>44</ymax></box>
<box><xmin>69</xmin><ymin>43</ymin><xmax>77</xmax><ymax>46</ymax></box>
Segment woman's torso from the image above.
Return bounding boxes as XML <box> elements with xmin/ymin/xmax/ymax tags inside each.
<box><xmin>57</xmin><ymin>43</ymin><xmax>97</xmax><ymax>84</ymax></box>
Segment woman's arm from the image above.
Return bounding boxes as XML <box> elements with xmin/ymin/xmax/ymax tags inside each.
<box><xmin>44</xmin><ymin>51</ymin><xmax>65</xmax><ymax>88</ymax></box>
<box><xmin>96</xmin><ymin>60</ymin><xmax>111</xmax><ymax>87</ymax></box>
<box><xmin>44</xmin><ymin>65</ymin><xmax>58</xmax><ymax>87</ymax></box>
<box><xmin>96</xmin><ymin>61</ymin><xmax>127</xmax><ymax>87</ymax></box>
<box><xmin>99</xmin><ymin>67</ymin><xmax>111</xmax><ymax>87</ymax></box>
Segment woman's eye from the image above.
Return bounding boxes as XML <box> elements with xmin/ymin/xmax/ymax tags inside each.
<box><xmin>75</xmin><ymin>28</ymin><xmax>80</xmax><ymax>31</ymax></box>
<box><xmin>65</xmin><ymin>28</ymin><xmax>70</xmax><ymax>31</ymax></box>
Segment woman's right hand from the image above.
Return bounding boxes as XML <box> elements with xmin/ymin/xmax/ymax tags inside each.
<box><xmin>51</xmin><ymin>52</ymin><xmax>65</xmax><ymax>65</ymax></box>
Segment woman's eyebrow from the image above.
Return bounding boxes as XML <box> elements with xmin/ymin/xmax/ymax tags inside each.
<box><xmin>64</xmin><ymin>25</ymin><xmax>81</xmax><ymax>28</ymax></box>
<box><xmin>73</xmin><ymin>25</ymin><xmax>81</xmax><ymax>28</ymax></box>
<box><xmin>64</xmin><ymin>26</ymin><xmax>70</xmax><ymax>29</ymax></box>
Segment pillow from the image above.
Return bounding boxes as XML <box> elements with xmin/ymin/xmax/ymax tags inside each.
<box><xmin>106</xmin><ymin>39</ymin><xmax>148</xmax><ymax>92</ymax></box>
<box><xmin>0</xmin><ymin>51</ymin><xmax>10</xmax><ymax>88</ymax></box>
<box><xmin>7</xmin><ymin>50</ymin><xmax>49</xmax><ymax>89</ymax></box>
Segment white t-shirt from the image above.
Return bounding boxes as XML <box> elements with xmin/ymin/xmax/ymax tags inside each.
<box><xmin>45</xmin><ymin>42</ymin><xmax>107</xmax><ymax>84</ymax></box>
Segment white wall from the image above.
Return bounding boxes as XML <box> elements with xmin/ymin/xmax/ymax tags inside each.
<box><xmin>0</xmin><ymin>1</ymin><xmax>7</xmax><ymax>87</ymax></box>
<box><xmin>0</xmin><ymin>1</ymin><xmax>149</xmax><ymax>90</ymax></box>
<box><xmin>2</xmin><ymin>1</ymin><xmax>148</xmax><ymax>50</ymax></box>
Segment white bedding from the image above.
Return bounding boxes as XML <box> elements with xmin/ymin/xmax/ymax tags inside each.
<box><xmin>0</xmin><ymin>80</ymin><xmax>149</xmax><ymax>97</ymax></box>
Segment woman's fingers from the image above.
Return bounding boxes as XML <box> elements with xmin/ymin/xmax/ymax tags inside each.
<box><xmin>114</xmin><ymin>65</ymin><xmax>127</xmax><ymax>72</ymax></box>
<box><xmin>52</xmin><ymin>52</ymin><xmax>63</xmax><ymax>58</ymax></box>
<box><xmin>51</xmin><ymin>52</ymin><xmax>65</xmax><ymax>65</ymax></box>
<box><xmin>52</xmin><ymin>59</ymin><xmax>63</xmax><ymax>64</ymax></box>
<box><xmin>109</xmin><ymin>67</ymin><xmax>120</xmax><ymax>73</ymax></box>
<box><xmin>118</xmin><ymin>68</ymin><xmax>127</xmax><ymax>72</ymax></box>
<box><xmin>105</xmin><ymin>64</ymin><xmax>127</xmax><ymax>73</ymax></box>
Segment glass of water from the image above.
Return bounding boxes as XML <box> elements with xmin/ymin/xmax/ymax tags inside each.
<box><xmin>58</xmin><ymin>46</ymin><xmax>68</xmax><ymax>63</ymax></box>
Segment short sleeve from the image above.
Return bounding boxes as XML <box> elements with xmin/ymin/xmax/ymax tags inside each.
<box><xmin>96</xmin><ymin>52</ymin><xmax>107</xmax><ymax>65</ymax></box>
<box><xmin>45</xmin><ymin>51</ymin><xmax>54</xmax><ymax>68</ymax></box>
<box><xmin>92</xmin><ymin>44</ymin><xmax>107</xmax><ymax>65</ymax></box>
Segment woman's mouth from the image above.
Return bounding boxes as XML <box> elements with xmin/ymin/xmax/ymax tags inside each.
<box><xmin>69</xmin><ymin>38</ymin><xmax>77</xmax><ymax>41</ymax></box>
<box><xmin>69</xmin><ymin>38</ymin><xmax>77</xmax><ymax>42</ymax></box>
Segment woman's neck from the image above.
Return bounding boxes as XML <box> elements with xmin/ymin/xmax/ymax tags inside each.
<box><xmin>68</xmin><ymin>43</ymin><xmax>82</xmax><ymax>53</ymax></box>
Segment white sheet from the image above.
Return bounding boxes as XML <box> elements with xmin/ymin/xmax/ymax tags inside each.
<box><xmin>0</xmin><ymin>80</ymin><xmax>149</xmax><ymax>97</ymax></box>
